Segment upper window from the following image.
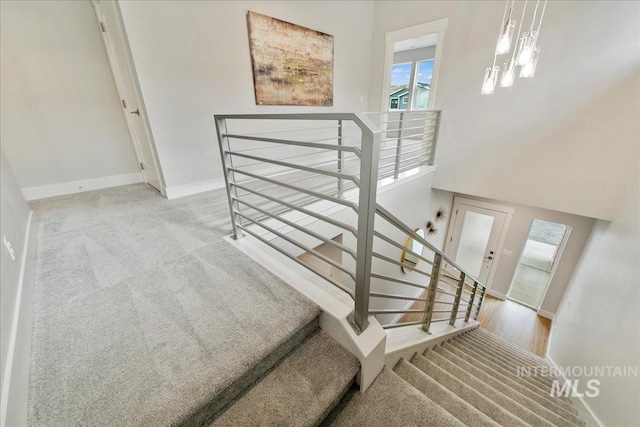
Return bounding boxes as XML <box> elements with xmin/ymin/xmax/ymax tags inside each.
<box><xmin>388</xmin><ymin>59</ymin><xmax>434</xmax><ymax>111</ymax></box>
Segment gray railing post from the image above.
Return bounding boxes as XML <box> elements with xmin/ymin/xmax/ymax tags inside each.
<box><xmin>465</xmin><ymin>281</ymin><xmax>478</xmax><ymax>322</ymax></box>
<box><xmin>422</xmin><ymin>253</ymin><xmax>442</xmax><ymax>334</ymax></box>
<box><xmin>215</xmin><ymin>117</ymin><xmax>242</xmax><ymax>239</ymax></box>
<box><xmin>337</xmin><ymin>119</ymin><xmax>344</xmax><ymax>199</ymax></box>
<box><xmin>474</xmin><ymin>287</ymin><xmax>486</xmax><ymax>320</ymax></box>
<box><xmin>351</xmin><ymin>124</ymin><xmax>380</xmax><ymax>334</ymax></box>
<box><xmin>449</xmin><ymin>272</ymin><xmax>465</xmax><ymax>326</ymax></box>
<box><xmin>429</xmin><ymin>111</ymin><xmax>441</xmax><ymax>166</ymax></box>
<box><xmin>393</xmin><ymin>112</ymin><xmax>404</xmax><ymax>179</ymax></box>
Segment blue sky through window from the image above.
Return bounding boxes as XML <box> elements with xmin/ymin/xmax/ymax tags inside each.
<box><xmin>390</xmin><ymin>60</ymin><xmax>434</xmax><ymax>86</ymax></box>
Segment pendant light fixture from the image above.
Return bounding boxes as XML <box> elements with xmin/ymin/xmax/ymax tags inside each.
<box><xmin>482</xmin><ymin>0</ymin><xmax>548</xmax><ymax>94</ymax></box>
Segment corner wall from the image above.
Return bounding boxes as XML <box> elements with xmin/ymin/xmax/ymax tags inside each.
<box><xmin>0</xmin><ymin>152</ymin><xmax>36</xmax><ymax>426</ymax></box>
<box><xmin>0</xmin><ymin>1</ymin><xmax>140</xmax><ymax>197</ymax></box>
<box><xmin>369</xmin><ymin>1</ymin><xmax>640</xmax><ymax>220</ymax></box>
<box><xmin>117</xmin><ymin>1</ymin><xmax>374</xmax><ymax>194</ymax></box>
<box><xmin>548</xmin><ymin>166</ymin><xmax>639</xmax><ymax>426</ymax></box>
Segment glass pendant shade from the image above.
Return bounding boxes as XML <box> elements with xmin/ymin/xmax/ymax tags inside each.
<box><xmin>496</xmin><ymin>20</ymin><xmax>515</xmax><ymax>55</ymax></box>
<box><xmin>481</xmin><ymin>66</ymin><xmax>500</xmax><ymax>94</ymax></box>
<box><xmin>520</xmin><ymin>46</ymin><xmax>540</xmax><ymax>78</ymax></box>
<box><xmin>500</xmin><ymin>60</ymin><xmax>517</xmax><ymax>87</ymax></box>
<box><xmin>516</xmin><ymin>31</ymin><xmax>538</xmax><ymax>65</ymax></box>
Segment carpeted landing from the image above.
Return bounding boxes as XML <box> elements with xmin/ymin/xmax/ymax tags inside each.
<box><xmin>330</xmin><ymin>327</ymin><xmax>585</xmax><ymax>427</ymax></box>
<box><xmin>27</xmin><ymin>184</ymin><xmax>358</xmax><ymax>426</ymax></box>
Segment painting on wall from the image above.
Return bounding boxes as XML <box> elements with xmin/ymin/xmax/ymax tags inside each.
<box><xmin>247</xmin><ymin>11</ymin><xmax>334</xmax><ymax>106</ymax></box>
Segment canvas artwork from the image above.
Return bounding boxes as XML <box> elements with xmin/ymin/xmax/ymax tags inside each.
<box><xmin>247</xmin><ymin>11</ymin><xmax>334</xmax><ymax>106</ymax></box>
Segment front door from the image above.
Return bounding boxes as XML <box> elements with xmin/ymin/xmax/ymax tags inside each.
<box><xmin>446</xmin><ymin>203</ymin><xmax>508</xmax><ymax>285</ymax></box>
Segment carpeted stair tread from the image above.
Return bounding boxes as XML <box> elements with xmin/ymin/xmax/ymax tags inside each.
<box><xmin>471</xmin><ymin>329</ymin><xmax>555</xmax><ymax>367</ymax></box>
<box><xmin>27</xmin><ymin>186</ymin><xmax>323</xmax><ymax>427</ymax></box>
<box><xmin>446</xmin><ymin>339</ymin><xmax>563</xmax><ymax>400</ymax></box>
<box><xmin>394</xmin><ymin>358</ymin><xmax>500</xmax><ymax>427</ymax></box>
<box><xmin>440</xmin><ymin>342</ymin><xmax>578</xmax><ymax>417</ymax></box>
<box><xmin>409</xmin><ymin>353</ymin><xmax>530</xmax><ymax>426</ymax></box>
<box><xmin>422</xmin><ymin>348</ymin><xmax>560</xmax><ymax>427</ymax></box>
<box><xmin>433</xmin><ymin>345</ymin><xmax>582</xmax><ymax>426</ymax></box>
<box><xmin>451</xmin><ymin>335</ymin><xmax>558</xmax><ymax>392</ymax></box>
<box><xmin>456</xmin><ymin>334</ymin><xmax>558</xmax><ymax>381</ymax></box>
<box><xmin>211</xmin><ymin>330</ymin><xmax>359</xmax><ymax>426</ymax></box>
<box><xmin>330</xmin><ymin>367</ymin><xmax>465</xmax><ymax>427</ymax></box>
<box><xmin>461</xmin><ymin>333</ymin><xmax>552</xmax><ymax>370</ymax></box>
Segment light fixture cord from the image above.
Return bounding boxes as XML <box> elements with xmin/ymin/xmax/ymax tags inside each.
<box><xmin>493</xmin><ymin>0</ymin><xmax>511</xmax><ymax>68</ymax></box>
<box><xmin>535</xmin><ymin>0</ymin><xmax>548</xmax><ymax>36</ymax></box>
<box><xmin>529</xmin><ymin>0</ymin><xmax>540</xmax><ymax>32</ymax></box>
<box><xmin>511</xmin><ymin>0</ymin><xmax>528</xmax><ymax>62</ymax></box>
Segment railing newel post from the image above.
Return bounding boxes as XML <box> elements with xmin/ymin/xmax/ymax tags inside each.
<box><xmin>393</xmin><ymin>112</ymin><xmax>404</xmax><ymax>179</ymax></box>
<box><xmin>464</xmin><ymin>281</ymin><xmax>478</xmax><ymax>322</ymax></box>
<box><xmin>351</xmin><ymin>117</ymin><xmax>380</xmax><ymax>335</ymax></box>
<box><xmin>422</xmin><ymin>253</ymin><xmax>442</xmax><ymax>334</ymax></box>
<box><xmin>215</xmin><ymin>116</ymin><xmax>242</xmax><ymax>239</ymax></box>
<box><xmin>337</xmin><ymin>119</ymin><xmax>344</xmax><ymax>199</ymax></box>
<box><xmin>449</xmin><ymin>272</ymin><xmax>465</xmax><ymax>326</ymax></box>
<box><xmin>474</xmin><ymin>287</ymin><xmax>486</xmax><ymax>320</ymax></box>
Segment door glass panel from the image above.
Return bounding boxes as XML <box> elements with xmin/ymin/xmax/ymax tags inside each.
<box><xmin>455</xmin><ymin>211</ymin><xmax>495</xmax><ymax>277</ymax></box>
<box><xmin>509</xmin><ymin>219</ymin><xmax>568</xmax><ymax>307</ymax></box>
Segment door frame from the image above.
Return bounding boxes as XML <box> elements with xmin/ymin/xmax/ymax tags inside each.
<box><xmin>380</xmin><ymin>18</ymin><xmax>448</xmax><ymax>112</ymax></box>
<box><xmin>506</xmin><ymin>219</ymin><xmax>573</xmax><ymax>310</ymax></box>
<box><xmin>92</xmin><ymin>0</ymin><xmax>165</xmax><ymax>195</ymax></box>
<box><xmin>444</xmin><ymin>196</ymin><xmax>515</xmax><ymax>289</ymax></box>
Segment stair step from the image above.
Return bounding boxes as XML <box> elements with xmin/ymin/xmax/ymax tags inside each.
<box><xmin>447</xmin><ymin>340</ymin><xmax>571</xmax><ymax>407</ymax></box>
<box><xmin>471</xmin><ymin>328</ymin><xmax>555</xmax><ymax>367</ymax></box>
<box><xmin>423</xmin><ymin>348</ymin><xmax>563</xmax><ymax>427</ymax></box>
<box><xmin>330</xmin><ymin>367</ymin><xmax>465</xmax><ymax>427</ymax></box>
<box><xmin>439</xmin><ymin>342</ymin><xmax>579</xmax><ymax>418</ymax></box>
<box><xmin>211</xmin><ymin>330</ymin><xmax>358</xmax><ymax>426</ymax></box>
<box><xmin>410</xmin><ymin>353</ymin><xmax>530</xmax><ymax>426</ymax></box>
<box><xmin>393</xmin><ymin>358</ymin><xmax>500</xmax><ymax>427</ymax></box>
<box><xmin>450</xmin><ymin>335</ymin><xmax>559</xmax><ymax>392</ymax></box>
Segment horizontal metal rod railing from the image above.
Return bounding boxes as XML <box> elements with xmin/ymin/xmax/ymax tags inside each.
<box><xmin>215</xmin><ymin>111</ymin><xmax>486</xmax><ymax>335</ymax></box>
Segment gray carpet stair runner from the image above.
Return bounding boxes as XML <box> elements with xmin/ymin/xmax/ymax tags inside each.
<box><xmin>328</xmin><ymin>327</ymin><xmax>585</xmax><ymax>427</ymax></box>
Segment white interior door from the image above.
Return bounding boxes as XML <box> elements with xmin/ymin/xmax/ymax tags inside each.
<box><xmin>93</xmin><ymin>0</ymin><xmax>163</xmax><ymax>193</ymax></box>
<box><xmin>446</xmin><ymin>203</ymin><xmax>507</xmax><ymax>285</ymax></box>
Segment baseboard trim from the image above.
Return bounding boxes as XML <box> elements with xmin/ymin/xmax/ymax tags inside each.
<box><xmin>1</xmin><ymin>211</ymin><xmax>34</xmax><ymax>427</ymax></box>
<box><xmin>164</xmin><ymin>178</ymin><xmax>226</xmax><ymax>200</ymax></box>
<box><xmin>537</xmin><ymin>309</ymin><xmax>555</xmax><ymax>320</ymax></box>
<box><xmin>485</xmin><ymin>288</ymin><xmax>507</xmax><ymax>300</ymax></box>
<box><xmin>546</xmin><ymin>355</ymin><xmax>604</xmax><ymax>427</ymax></box>
<box><xmin>21</xmin><ymin>172</ymin><xmax>143</xmax><ymax>201</ymax></box>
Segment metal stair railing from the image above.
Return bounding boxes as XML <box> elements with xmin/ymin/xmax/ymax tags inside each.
<box><xmin>214</xmin><ymin>111</ymin><xmax>485</xmax><ymax>335</ymax></box>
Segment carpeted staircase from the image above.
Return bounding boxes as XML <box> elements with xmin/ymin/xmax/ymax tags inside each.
<box><xmin>328</xmin><ymin>327</ymin><xmax>585</xmax><ymax>427</ymax></box>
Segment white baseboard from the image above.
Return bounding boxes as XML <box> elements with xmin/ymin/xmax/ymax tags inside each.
<box><xmin>1</xmin><ymin>211</ymin><xmax>33</xmax><ymax>427</ymax></box>
<box><xmin>164</xmin><ymin>178</ymin><xmax>226</xmax><ymax>200</ymax></box>
<box><xmin>485</xmin><ymin>288</ymin><xmax>507</xmax><ymax>300</ymax></box>
<box><xmin>21</xmin><ymin>172</ymin><xmax>143</xmax><ymax>201</ymax></box>
<box><xmin>537</xmin><ymin>308</ymin><xmax>555</xmax><ymax>320</ymax></box>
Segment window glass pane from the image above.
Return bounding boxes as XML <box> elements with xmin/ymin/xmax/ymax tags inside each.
<box><xmin>455</xmin><ymin>211</ymin><xmax>494</xmax><ymax>277</ymax></box>
<box><xmin>413</xmin><ymin>60</ymin><xmax>434</xmax><ymax>110</ymax></box>
<box><xmin>389</xmin><ymin>63</ymin><xmax>411</xmax><ymax>110</ymax></box>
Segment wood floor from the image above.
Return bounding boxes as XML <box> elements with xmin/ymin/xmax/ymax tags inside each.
<box><xmin>477</xmin><ymin>295</ymin><xmax>552</xmax><ymax>357</ymax></box>
<box><xmin>399</xmin><ymin>292</ymin><xmax>552</xmax><ymax>357</ymax></box>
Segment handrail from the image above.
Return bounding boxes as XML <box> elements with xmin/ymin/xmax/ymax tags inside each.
<box><xmin>214</xmin><ymin>111</ymin><xmax>485</xmax><ymax>335</ymax></box>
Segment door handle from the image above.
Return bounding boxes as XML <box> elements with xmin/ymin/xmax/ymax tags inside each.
<box><xmin>484</xmin><ymin>256</ymin><xmax>493</xmax><ymax>260</ymax></box>
<box><xmin>130</xmin><ymin>109</ymin><xmax>140</xmax><ymax>116</ymax></box>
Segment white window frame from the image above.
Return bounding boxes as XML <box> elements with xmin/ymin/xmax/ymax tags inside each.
<box><xmin>380</xmin><ymin>19</ymin><xmax>448</xmax><ymax>112</ymax></box>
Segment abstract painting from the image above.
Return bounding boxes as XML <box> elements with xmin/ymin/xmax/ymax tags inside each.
<box><xmin>247</xmin><ymin>11</ymin><xmax>334</xmax><ymax>106</ymax></box>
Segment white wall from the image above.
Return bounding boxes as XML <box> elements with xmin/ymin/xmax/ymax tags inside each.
<box><xmin>454</xmin><ymin>194</ymin><xmax>595</xmax><ymax>316</ymax></box>
<box><xmin>0</xmin><ymin>1</ymin><xmax>139</xmax><ymax>192</ymax></box>
<box><xmin>117</xmin><ymin>1</ymin><xmax>374</xmax><ymax>191</ymax></box>
<box><xmin>369</xmin><ymin>1</ymin><xmax>640</xmax><ymax>220</ymax></box>
<box><xmin>393</xmin><ymin>46</ymin><xmax>436</xmax><ymax>64</ymax></box>
<box><xmin>548</xmin><ymin>166</ymin><xmax>639</xmax><ymax>427</ymax></box>
<box><xmin>0</xmin><ymin>151</ymin><xmax>33</xmax><ymax>425</ymax></box>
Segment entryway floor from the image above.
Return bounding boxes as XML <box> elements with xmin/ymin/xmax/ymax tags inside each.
<box><xmin>477</xmin><ymin>295</ymin><xmax>551</xmax><ymax>357</ymax></box>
